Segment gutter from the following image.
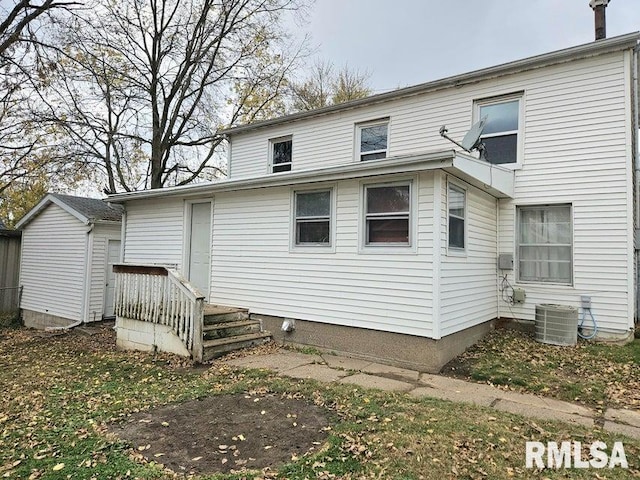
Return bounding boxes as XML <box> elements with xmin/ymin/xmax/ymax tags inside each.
<box><xmin>221</xmin><ymin>32</ymin><xmax>640</xmax><ymax>136</ymax></box>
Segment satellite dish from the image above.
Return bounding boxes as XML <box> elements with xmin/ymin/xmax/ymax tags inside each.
<box><xmin>439</xmin><ymin>115</ymin><xmax>488</xmax><ymax>158</ymax></box>
<box><xmin>461</xmin><ymin>116</ymin><xmax>487</xmax><ymax>151</ymax></box>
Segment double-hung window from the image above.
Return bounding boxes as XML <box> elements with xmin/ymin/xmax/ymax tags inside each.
<box><xmin>476</xmin><ymin>95</ymin><xmax>521</xmax><ymax>165</ymax></box>
<box><xmin>517</xmin><ymin>205</ymin><xmax>572</xmax><ymax>284</ymax></box>
<box><xmin>448</xmin><ymin>184</ymin><xmax>466</xmax><ymax>250</ymax></box>
<box><xmin>271</xmin><ymin>136</ymin><xmax>292</xmax><ymax>173</ymax></box>
<box><xmin>357</xmin><ymin>120</ymin><xmax>389</xmax><ymax>161</ymax></box>
<box><xmin>294</xmin><ymin>189</ymin><xmax>332</xmax><ymax>246</ymax></box>
<box><xmin>364</xmin><ymin>182</ymin><xmax>410</xmax><ymax>245</ymax></box>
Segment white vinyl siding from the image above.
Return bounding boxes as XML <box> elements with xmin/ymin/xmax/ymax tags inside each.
<box><xmin>229</xmin><ymin>53</ymin><xmax>629</xmax><ymax>180</ymax></box>
<box><xmin>440</xmin><ymin>174</ymin><xmax>498</xmax><ymax>337</ymax></box>
<box><xmin>87</xmin><ymin>224</ymin><xmax>121</xmax><ymax>322</ymax></box>
<box><xmin>19</xmin><ymin>204</ymin><xmax>88</xmax><ymax>322</ymax></box>
<box><xmin>209</xmin><ymin>172</ymin><xmax>435</xmax><ymax>337</ymax></box>
<box><xmin>228</xmin><ymin>49</ymin><xmax>633</xmax><ymax>337</ymax></box>
<box><xmin>497</xmin><ymin>51</ymin><xmax>632</xmax><ymax>334</ymax></box>
<box><xmin>123</xmin><ymin>197</ymin><xmax>185</xmax><ymax>268</ymax></box>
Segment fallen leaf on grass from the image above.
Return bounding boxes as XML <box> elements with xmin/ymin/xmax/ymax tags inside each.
<box><xmin>52</xmin><ymin>463</ymin><xmax>64</xmax><ymax>471</ymax></box>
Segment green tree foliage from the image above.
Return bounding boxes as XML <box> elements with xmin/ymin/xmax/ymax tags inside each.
<box><xmin>0</xmin><ymin>170</ymin><xmax>48</xmax><ymax>227</ymax></box>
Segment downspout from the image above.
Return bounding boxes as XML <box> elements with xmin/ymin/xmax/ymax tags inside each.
<box><xmin>633</xmin><ymin>43</ymin><xmax>639</xmax><ymax>322</ymax></box>
<box><xmin>45</xmin><ymin>223</ymin><xmax>94</xmax><ymax>331</ymax></box>
<box><xmin>496</xmin><ymin>197</ymin><xmax>501</xmax><ymax>320</ymax></box>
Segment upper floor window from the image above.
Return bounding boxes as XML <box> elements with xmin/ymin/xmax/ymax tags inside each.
<box><xmin>518</xmin><ymin>204</ymin><xmax>572</xmax><ymax>284</ymax></box>
<box><xmin>364</xmin><ymin>182</ymin><xmax>410</xmax><ymax>245</ymax></box>
<box><xmin>271</xmin><ymin>136</ymin><xmax>292</xmax><ymax>173</ymax></box>
<box><xmin>357</xmin><ymin>120</ymin><xmax>388</xmax><ymax>161</ymax></box>
<box><xmin>448</xmin><ymin>184</ymin><xmax>466</xmax><ymax>250</ymax></box>
<box><xmin>294</xmin><ymin>189</ymin><xmax>332</xmax><ymax>246</ymax></box>
<box><xmin>476</xmin><ymin>94</ymin><xmax>522</xmax><ymax>165</ymax></box>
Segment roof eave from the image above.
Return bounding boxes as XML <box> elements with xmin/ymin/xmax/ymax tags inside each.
<box><xmin>15</xmin><ymin>194</ymin><xmax>91</xmax><ymax>229</ymax></box>
<box><xmin>108</xmin><ymin>148</ymin><xmax>514</xmax><ymax>202</ymax></box>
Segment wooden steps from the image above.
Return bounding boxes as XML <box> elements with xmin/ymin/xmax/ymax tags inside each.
<box><xmin>201</xmin><ymin>305</ymin><xmax>271</xmax><ymax>360</ymax></box>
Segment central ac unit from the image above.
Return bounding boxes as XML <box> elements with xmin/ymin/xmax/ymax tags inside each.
<box><xmin>535</xmin><ymin>304</ymin><xmax>578</xmax><ymax>346</ymax></box>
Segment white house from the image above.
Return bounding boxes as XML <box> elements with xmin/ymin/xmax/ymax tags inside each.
<box><xmin>108</xmin><ymin>32</ymin><xmax>640</xmax><ymax>371</ymax></box>
<box><xmin>16</xmin><ymin>194</ymin><xmax>123</xmax><ymax>329</ymax></box>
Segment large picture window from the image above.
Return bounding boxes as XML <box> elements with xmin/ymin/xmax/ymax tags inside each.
<box><xmin>294</xmin><ymin>190</ymin><xmax>331</xmax><ymax>245</ymax></box>
<box><xmin>477</xmin><ymin>95</ymin><xmax>521</xmax><ymax>165</ymax></box>
<box><xmin>518</xmin><ymin>205</ymin><xmax>572</xmax><ymax>284</ymax></box>
<box><xmin>357</xmin><ymin>120</ymin><xmax>389</xmax><ymax>161</ymax></box>
<box><xmin>364</xmin><ymin>183</ymin><xmax>410</xmax><ymax>245</ymax></box>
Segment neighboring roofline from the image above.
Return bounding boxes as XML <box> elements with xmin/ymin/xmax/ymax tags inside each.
<box><xmin>15</xmin><ymin>194</ymin><xmax>91</xmax><ymax>229</ymax></box>
<box><xmin>108</xmin><ymin>148</ymin><xmax>515</xmax><ymax>202</ymax></box>
<box><xmin>220</xmin><ymin>32</ymin><xmax>640</xmax><ymax>136</ymax></box>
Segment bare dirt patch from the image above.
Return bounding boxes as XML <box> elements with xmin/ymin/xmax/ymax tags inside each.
<box><xmin>110</xmin><ymin>393</ymin><xmax>332</xmax><ymax>476</ymax></box>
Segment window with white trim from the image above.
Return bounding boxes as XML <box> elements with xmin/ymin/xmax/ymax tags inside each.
<box><xmin>357</xmin><ymin>120</ymin><xmax>388</xmax><ymax>161</ymax></box>
<box><xmin>477</xmin><ymin>95</ymin><xmax>521</xmax><ymax>165</ymax></box>
<box><xmin>517</xmin><ymin>205</ymin><xmax>572</xmax><ymax>284</ymax></box>
<box><xmin>364</xmin><ymin>182</ymin><xmax>410</xmax><ymax>245</ymax></box>
<box><xmin>294</xmin><ymin>189</ymin><xmax>331</xmax><ymax>245</ymax></box>
<box><xmin>448</xmin><ymin>184</ymin><xmax>465</xmax><ymax>250</ymax></box>
<box><xmin>271</xmin><ymin>136</ymin><xmax>292</xmax><ymax>173</ymax></box>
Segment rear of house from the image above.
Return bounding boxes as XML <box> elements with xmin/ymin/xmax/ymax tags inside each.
<box><xmin>16</xmin><ymin>194</ymin><xmax>123</xmax><ymax>328</ymax></box>
<box><xmin>110</xmin><ymin>33</ymin><xmax>640</xmax><ymax>371</ymax></box>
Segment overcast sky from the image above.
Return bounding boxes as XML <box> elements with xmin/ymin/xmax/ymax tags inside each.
<box><xmin>298</xmin><ymin>0</ymin><xmax>640</xmax><ymax>93</ymax></box>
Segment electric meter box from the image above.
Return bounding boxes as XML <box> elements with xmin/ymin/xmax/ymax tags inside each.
<box><xmin>498</xmin><ymin>253</ymin><xmax>514</xmax><ymax>270</ymax></box>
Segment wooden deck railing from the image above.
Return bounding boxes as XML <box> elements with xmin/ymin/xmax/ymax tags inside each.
<box><xmin>113</xmin><ymin>264</ymin><xmax>205</xmax><ymax>362</ymax></box>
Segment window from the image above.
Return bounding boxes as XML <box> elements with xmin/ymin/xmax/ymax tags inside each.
<box><xmin>271</xmin><ymin>136</ymin><xmax>292</xmax><ymax>173</ymax></box>
<box><xmin>518</xmin><ymin>205</ymin><xmax>572</xmax><ymax>284</ymax></box>
<box><xmin>357</xmin><ymin>120</ymin><xmax>388</xmax><ymax>161</ymax></box>
<box><xmin>364</xmin><ymin>183</ymin><xmax>410</xmax><ymax>245</ymax></box>
<box><xmin>477</xmin><ymin>95</ymin><xmax>521</xmax><ymax>165</ymax></box>
<box><xmin>294</xmin><ymin>189</ymin><xmax>331</xmax><ymax>245</ymax></box>
<box><xmin>448</xmin><ymin>185</ymin><xmax>465</xmax><ymax>250</ymax></box>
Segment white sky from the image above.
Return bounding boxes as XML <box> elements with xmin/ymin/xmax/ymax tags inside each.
<box><xmin>299</xmin><ymin>0</ymin><xmax>640</xmax><ymax>93</ymax></box>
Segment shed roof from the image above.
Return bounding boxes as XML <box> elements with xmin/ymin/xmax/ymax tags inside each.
<box><xmin>15</xmin><ymin>193</ymin><xmax>123</xmax><ymax>229</ymax></box>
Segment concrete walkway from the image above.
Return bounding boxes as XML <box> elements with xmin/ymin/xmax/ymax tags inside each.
<box><xmin>225</xmin><ymin>349</ymin><xmax>640</xmax><ymax>439</ymax></box>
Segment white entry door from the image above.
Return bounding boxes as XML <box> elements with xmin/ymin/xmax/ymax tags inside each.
<box><xmin>188</xmin><ymin>202</ymin><xmax>212</xmax><ymax>299</ymax></box>
<box><xmin>104</xmin><ymin>239</ymin><xmax>121</xmax><ymax>318</ymax></box>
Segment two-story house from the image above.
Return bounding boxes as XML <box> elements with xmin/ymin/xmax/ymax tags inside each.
<box><xmin>109</xmin><ymin>32</ymin><xmax>639</xmax><ymax>371</ymax></box>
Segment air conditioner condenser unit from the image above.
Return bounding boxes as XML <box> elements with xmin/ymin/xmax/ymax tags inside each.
<box><xmin>535</xmin><ymin>304</ymin><xmax>578</xmax><ymax>346</ymax></box>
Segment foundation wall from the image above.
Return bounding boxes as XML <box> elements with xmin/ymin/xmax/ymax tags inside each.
<box><xmin>254</xmin><ymin>313</ymin><xmax>494</xmax><ymax>373</ymax></box>
<box><xmin>22</xmin><ymin>309</ymin><xmax>76</xmax><ymax>329</ymax></box>
<box><xmin>115</xmin><ymin>317</ymin><xmax>190</xmax><ymax>357</ymax></box>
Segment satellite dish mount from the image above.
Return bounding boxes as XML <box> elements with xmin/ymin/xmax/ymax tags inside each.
<box><xmin>439</xmin><ymin>116</ymin><xmax>488</xmax><ymax>160</ymax></box>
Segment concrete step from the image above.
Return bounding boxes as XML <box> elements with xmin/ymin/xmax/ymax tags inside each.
<box><xmin>202</xmin><ymin>319</ymin><xmax>261</xmax><ymax>340</ymax></box>
<box><xmin>202</xmin><ymin>332</ymin><xmax>272</xmax><ymax>361</ymax></box>
<box><xmin>203</xmin><ymin>305</ymin><xmax>249</xmax><ymax>325</ymax></box>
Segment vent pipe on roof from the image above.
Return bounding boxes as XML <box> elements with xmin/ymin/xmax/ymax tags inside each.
<box><xmin>589</xmin><ymin>0</ymin><xmax>610</xmax><ymax>40</ymax></box>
